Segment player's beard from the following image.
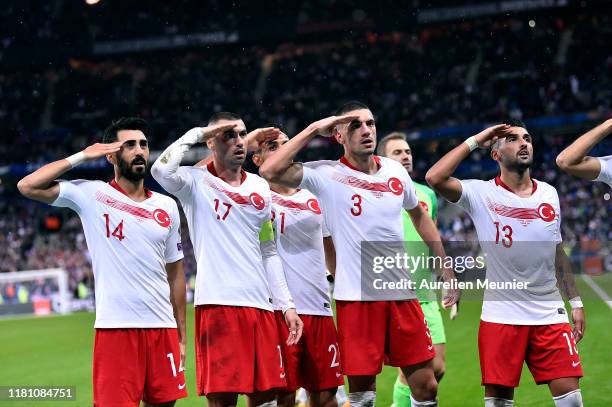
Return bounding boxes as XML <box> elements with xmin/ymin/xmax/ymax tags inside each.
<box><xmin>117</xmin><ymin>154</ymin><xmax>147</xmax><ymax>181</ymax></box>
<box><xmin>504</xmin><ymin>154</ymin><xmax>532</xmax><ymax>174</ymax></box>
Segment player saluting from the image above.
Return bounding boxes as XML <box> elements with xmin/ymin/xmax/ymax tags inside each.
<box><xmin>260</xmin><ymin>102</ymin><xmax>459</xmax><ymax>407</ymax></box>
<box><xmin>377</xmin><ymin>132</ymin><xmax>449</xmax><ymax>407</ymax></box>
<box><xmin>556</xmin><ymin>118</ymin><xmax>612</xmax><ymax>187</ymax></box>
<box><xmin>251</xmin><ymin>128</ymin><xmax>343</xmax><ymax>407</ymax></box>
<box><xmin>426</xmin><ymin>119</ymin><xmax>586</xmax><ymax>407</ymax></box>
<box><xmin>151</xmin><ymin>112</ymin><xmax>302</xmax><ymax>407</ymax></box>
<box><xmin>17</xmin><ymin>118</ymin><xmax>187</xmax><ymax>407</ymax></box>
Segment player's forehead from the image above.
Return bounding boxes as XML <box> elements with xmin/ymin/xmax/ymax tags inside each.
<box><xmin>216</xmin><ymin>118</ymin><xmax>246</xmax><ymax>132</ymax></box>
<box><xmin>504</xmin><ymin>127</ymin><xmax>530</xmax><ymax>139</ymax></box>
<box><xmin>386</xmin><ymin>138</ymin><xmax>410</xmax><ymax>153</ymax></box>
<box><xmin>116</xmin><ymin>129</ymin><xmax>147</xmax><ymax>142</ymax></box>
<box><xmin>261</xmin><ymin>132</ymin><xmax>287</xmax><ymax>147</ymax></box>
<box><xmin>344</xmin><ymin>108</ymin><xmax>374</xmax><ymax>122</ymax></box>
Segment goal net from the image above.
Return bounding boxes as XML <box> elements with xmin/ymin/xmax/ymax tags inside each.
<box><xmin>0</xmin><ymin>268</ymin><xmax>70</xmax><ymax>317</ymax></box>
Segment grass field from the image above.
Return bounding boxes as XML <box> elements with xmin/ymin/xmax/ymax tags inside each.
<box><xmin>1</xmin><ymin>274</ymin><xmax>610</xmax><ymax>407</ymax></box>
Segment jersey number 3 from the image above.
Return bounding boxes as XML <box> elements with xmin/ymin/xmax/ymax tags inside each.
<box><xmin>351</xmin><ymin>194</ymin><xmax>362</xmax><ymax>216</ymax></box>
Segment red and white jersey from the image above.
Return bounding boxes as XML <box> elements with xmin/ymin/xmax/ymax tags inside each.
<box><xmin>595</xmin><ymin>155</ymin><xmax>612</xmax><ymax>187</ymax></box>
<box><xmin>271</xmin><ymin>189</ymin><xmax>332</xmax><ymax>316</ymax></box>
<box><xmin>456</xmin><ymin>176</ymin><xmax>568</xmax><ymax>325</ymax></box>
<box><xmin>174</xmin><ymin>162</ymin><xmax>274</xmax><ymax>310</ymax></box>
<box><xmin>51</xmin><ymin>180</ymin><xmax>183</xmax><ymax>328</ymax></box>
<box><xmin>299</xmin><ymin>156</ymin><xmax>419</xmax><ymax>301</ymax></box>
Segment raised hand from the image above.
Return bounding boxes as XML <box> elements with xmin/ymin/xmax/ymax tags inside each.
<box><xmin>196</xmin><ymin>123</ymin><xmax>239</xmax><ymax>143</ymax></box>
<box><xmin>82</xmin><ymin>141</ymin><xmax>123</xmax><ymax>160</ymax></box>
<box><xmin>474</xmin><ymin>124</ymin><xmax>512</xmax><ymax>149</ymax></box>
<box><xmin>308</xmin><ymin>114</ymin><xmax>361</xmax><ymax>137</ymax></box>
<box><xmin>245</xmin><ymin>127</ymin><xmax>281</xmax><ymax>152</ymax></box>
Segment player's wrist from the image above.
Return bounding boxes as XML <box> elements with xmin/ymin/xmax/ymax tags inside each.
<box><xmin>464</xmin><ymin>136</ymin><xmax>479</xmax><ymax>152</ymax></box>
<box><xmin>182</xmin><ymin>127</ymin><xmax>204</xmax><ymax>144</ymax></box>
<box><xmin>65</xmin><ymin>151</ymin><xmax>86</xmax><ymax>168</ymax></box>
<box><xmin>569</xmin><ymin>296</ymin><xmax>583</xmax><ymax>309</ymax></box>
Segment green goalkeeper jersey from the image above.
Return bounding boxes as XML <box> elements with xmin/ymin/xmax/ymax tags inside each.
<box><xmin>402</xmin><ymin>181</ymin><xmax>438</xmax><ymax>302</ymax></box>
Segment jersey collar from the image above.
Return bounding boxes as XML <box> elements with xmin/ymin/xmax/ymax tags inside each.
<box><xmin>339</xmin><ymin>155</ymin><xmax>382</xmax><ymax>173</ymax></box>
<box><xmin>207</xmin><ymin>161</ymin><xmax>247</xmax><ymax>185</ymax></box>
<box><xmin>109</xmin><ymin>179</ymin><xmax>152</xmax><ymax>199</ymax></box>
<box><xmin>494</xmin><ymin>175</ymin><xmax>537</xmax><ymax>196</ymax></box>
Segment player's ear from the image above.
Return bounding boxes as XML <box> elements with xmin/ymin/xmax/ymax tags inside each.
<box><xmin>252</xmin><ymin>153</ymin><xmax>262</xmax><ymax>167</ymax></box>
<box><xmin>206</xmin><ymin>137</ymin><xmax>215</xmax><ymax>150</ymax></box>
<box><xmin>490</xmin><ymin>148</ymin><xmax>499</xmax><ymax>161</ymax></box>
<box><xmin>106</xmin><ymin>153</ymin><xmax>116</xmax><ymax>165</ymax></box>
<box><xmin>334</xmin><ymin>128</ymin><xmax>344</xmax><ymax>145</ymax></box>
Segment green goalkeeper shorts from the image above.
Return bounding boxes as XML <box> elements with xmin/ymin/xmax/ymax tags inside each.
<box><xmin>420</xmin><ymin>300</ymin><xmax>446</xmax><ymax>345</ymax></box>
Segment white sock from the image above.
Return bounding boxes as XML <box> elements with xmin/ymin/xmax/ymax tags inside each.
<box><xmin>410</xmin><ymin>395</ymin><xmax>438</xmax><ymax>406</ymax></box>
<box><xmin>553</xmin><ymin>389</ymin><xmax>583</xmax><ymax>407</ymax></box>
<box><xmin>336</xmin><ymin>385</ymin><xmax>348</xmax><ymax>405</ymax></box>
<box><xmin>257</xmin><ymin>401</ymin><xmax>277</xmax><ymax>407</ymax></box>
<box><xmin>484</xmin><ymin>397</ymin><xmax>514</xmax><ymax>407</ymax></box>
<box><xmin>348</xmin><ymin>391</ymin><xmax>376</xmax><ymax>407</ymax></box>
<box><xmin>296</xmin><ymin>388</ymin><xmax>308</xmax><ymax>404</ymax></box>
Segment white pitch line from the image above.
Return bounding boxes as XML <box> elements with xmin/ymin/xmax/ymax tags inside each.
<box><xmin>581</xmin><ymin>274</ymin><xmax>612</xmax><ymax>311</ymax></box>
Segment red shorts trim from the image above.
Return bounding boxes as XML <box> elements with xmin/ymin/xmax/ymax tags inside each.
<box><xmin>275</xmin><ymin>311</ymin><xmax>344</xmax><ymax>392</ymax></box>
<box><xmin>336</xmin><ymin>300</ymin><xmax>435</xmax><ymax>376</ymax></box>
<box><xmin>195</xmin><ymin>305</ymin><xmax>286</xmax><ymax>395</ymax></box>
<box><xmin>93</xmin><ymin>328</ymin><xmax>187</xmax><ymax>407</ymax></box>
<box><xmin>479</xmin><ymin>321</ymin><xmax>584</xmax><ymax>387</ymax></box>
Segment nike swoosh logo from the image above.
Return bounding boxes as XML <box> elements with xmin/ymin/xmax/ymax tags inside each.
<box><xmin>178</xmin><ymin>383</ymin><xmax>186</xmax><ymax>390</ymax></box>
<box><xmin>336</xmin><ymin>372</ymin><xmax>342</xmax><ymax>378</ymax></box>
<box><xmin>572</xmin><ymin>361</ymin><xmax>581</xmax><ymax>367</ymax></box>
<box><xmin>428</xmin><ymin>345</ymin><xmax>433</xmax><ymax>351</ymax></box>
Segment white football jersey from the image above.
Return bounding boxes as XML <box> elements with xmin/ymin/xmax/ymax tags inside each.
<box><xmin>299</xmin><ymin>156</ymin><xmax>419</xmax><ymax>301</ymax></box>
<box><xmin>52</xmin><ymin>179</ymin><xmax>183</xmax><ymax>328</ymax></box>
<box><xmin>173</xmin><ymin>162</ymin><xmax>275</xmax><ymax>310</ymax></box>
<box><xmin>271</xmin><ymin>189</ymin><xmax>332</xmax><ymax>316</ymax></box>
<box><xmin>456</xmin><ymin>176</ymin><xmax>568</xmax><ymax>325</ymax></box>
<box><xmin>595</xmin><ymin>155</ymin><xmax>612</xmax><ymax>187</ymax></box>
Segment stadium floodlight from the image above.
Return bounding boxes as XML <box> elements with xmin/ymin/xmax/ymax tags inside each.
<box><xmin>85</xmin><ymin>0</ymin><xmax>101</xmax><ymax>5</ymax></box>
<box><xmin>0</xmin><ymin>268</ymin><xmax>71</xmax><ymax>317</ymax></box>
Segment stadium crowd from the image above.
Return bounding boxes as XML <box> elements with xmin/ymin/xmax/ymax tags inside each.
<box><xmin>1</xmin><ymin>12</ymin><xmax>610</xmax><ymax>165</ymax></box>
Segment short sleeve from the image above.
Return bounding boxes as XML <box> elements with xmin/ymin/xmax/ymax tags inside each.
<box><xmin>455</xmin><ymin>179</ymin><xmax>480</xmax><ymax>215</ymax></box>
<box><xmin>299</xmin><ymin>162</ymin><xmax>329</xmax><ymax>196</ymax></box>
<box><xmin>402</xmin><ymin>175</ymin><xmax>419</xmax><ymax>211</ymax></box>
<box><xmin>553</xmin><ymin>190</ymin><xmax>563</xmax><ymax>244</ymax></box>
<box><xmin>321</xmin><ymin>218</ymin><xmax>331</xmax><ymax>238</ymax></box>
<box><xmin>164</xmin><ymin>201</ymin><xmax>184</xmax><ymax>263</ymax></box>
<box><xmin>51</xmin><ymin>180</ymin><xmax>89</xmax><ymax>213</ymax></box>
<box><xmin>429</xmin><ymin>188</ymin><xmax>438</xmax><ymax>220</ymax></box>
<box><xmin>595</xmin><ymin>155</ymin><xmax>612</xmax><ymax>187</ymax></box>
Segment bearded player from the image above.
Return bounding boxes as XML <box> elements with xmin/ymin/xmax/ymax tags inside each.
<box><xmin>556</xmin><ymin>118</ymin><xmax>612</xmax><ymax>187</ymax></box>
<box><xmin>18</xmin><ymin>117</ymin><xmax>187</xmax><ymax>407</ymax></box>
<box><xmin>260</xmin><ymin>102</ymin><xmax>460</xmax><ymax>407</ymax></box>
<box><xmin>377</xmin><ymin>132</ymin><xmax>448</xmax><ymax>407</ymax></box>
<box><xmin>426</xmin><ymin>119</ymin><xmax>586</xmax><ymax>407</ymax></box>
<box><xmin>151</xmin><ymin>112</ymin><xmax>302</xmax><ymax>407</ymax></box>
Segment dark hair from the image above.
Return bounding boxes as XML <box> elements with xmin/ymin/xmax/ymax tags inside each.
<box><xmin>503</xmin><ymin>118</ymin><xmax>527</xmax><ymax>129</ymax></box>
<box><xmin>265</xmin><ymin>122</ymin><xmax>289</xmax><ymax>135</ymax></box>
<box><xmin>103</xmin><ymin>117</ymin><xmax>150</xmax><ymax>144</ymax></box>
<box><xmin>334</xmin><ymin>101</ymin><xmax>370</xmax><ymax>116</ymax></box>
<box><xmin>208</xmin><ymin>111</ymin><xmax>242</xmax><ymax>125</ymax></box>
